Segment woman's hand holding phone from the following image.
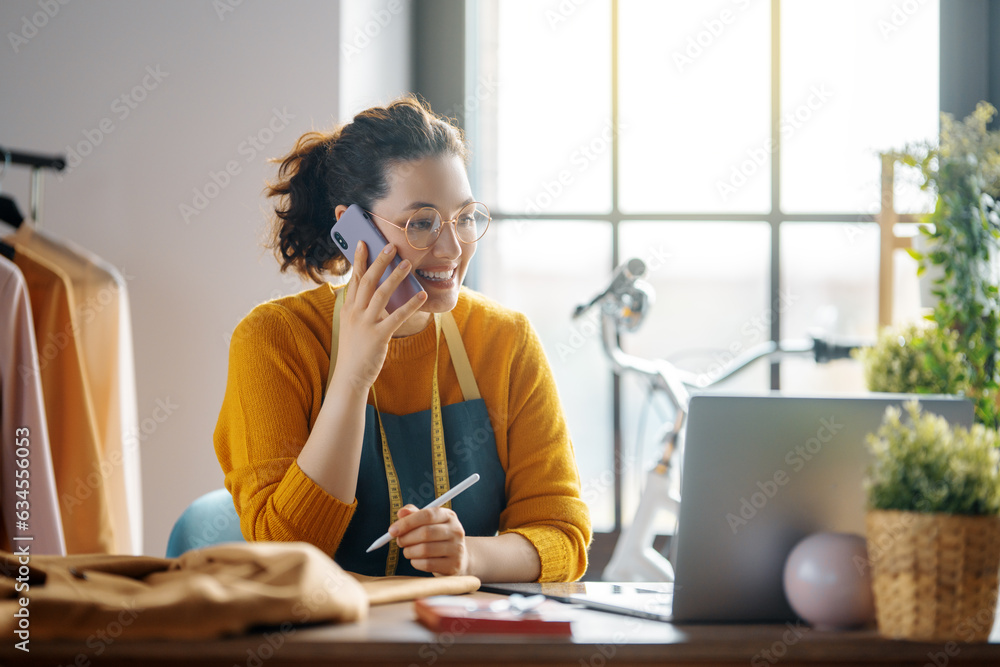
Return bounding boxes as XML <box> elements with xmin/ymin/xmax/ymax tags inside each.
<box><xmin>334</xmin><ymin>240</ymin><xmax>427</xmax><ymax>395</ymax></box>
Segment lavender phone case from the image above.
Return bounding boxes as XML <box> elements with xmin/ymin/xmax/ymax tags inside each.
<box><xmin>331</xmin><ymin>204</ymin><xmax>425</xmax><ymax>313</ymax></box>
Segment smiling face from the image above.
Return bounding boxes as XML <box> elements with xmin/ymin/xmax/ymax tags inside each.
<box><xmin>368</xmin><ymin>154</ymin><xmax>477</xmax><ymax>319</ymax></box>
<box><xmin>331</xmin><ymin>153</ymin><xmax>478</xmax><ymax>336</ymax></box>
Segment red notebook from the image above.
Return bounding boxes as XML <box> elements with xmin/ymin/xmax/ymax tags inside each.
<box><xmin>414</xmin><ymin>596</ymin><xmax>573</xmax><ymax>636</ymax></box>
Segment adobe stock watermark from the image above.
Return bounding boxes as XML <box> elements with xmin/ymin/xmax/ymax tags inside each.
<box><xmin>725</xmin><ymin>415</ymin><xmax>844</xmax><ymax>534</ymax></box>
<box><xmin>672</xmin><ymin>0</ymin><xmax>755</xmax><ymax>73</ymax></box>
<box><xmin>83</xmin><ymin>600</ymin><xmax>141</xmax><ymax>659</ymax></box>
<box><xmin>751</xmin><ymin>621</ymin><xmax>810</xmax><ymax>666</ymax></box>
<box><xmin>576</xmin><ymin>608</ymin><xmax>666</xmax><ymax>667</ymax></box>
<box><xmin>222</xmin><ymin>270</ymin><xmax>318</xmax><ymax>352</ymax></box>
<box><xmin>408</xmin><ymin>618</ymin><xmax>473</xmax><ymax>667</ymax></box>
<box><xmin>716</xmin><ymin>84</ymin><xmax>834</xmax><ymax>202</ymax></box>
<box><xmin>180</xmin><ymin>106</ymin><xmax>295</xmax><ymax>224</ymax></box>
<box><xmin>695</xmin><ymin>288</ymin><xmax>799</xmax><ymax>388</ymax></box>
<box><xmin>231</xmin><ymin>569</ymin><xmax>355</xmax><ymax>667</ymax></box>
<box><xmin>61</xmin><ymin>397</ymin><xmax>180</xmax><ymax>516</ymax></box>
<box><xmin>341</xmin><ymin>0</ymin><xmax>404</xmax><ymax>63</ymax></box>
<box><xmin>17</xmin><ymin>267</ymin><xmax>137</xmax><ymax>382</ymax></box>
<box><xmin>59</xmin><ymin>65</ymin><xmax>169</xmax><ymax>177</ymax></box>
<box><xmin>7</xmin><ymin>0</ymin><xmax>71</xmax><ymax>54</ymax></box>
<box><xmin>213</xmin><ymin>0</ymin><xmax>245</xmax><ymax>21</ymax></box>
<box><xmin>436</xmin><ymin>74</ymin><xmax>499</xmax><ymax>125</ymax></box>
<box><xmin>920</xmin><ymin>607</ymin><xmax>999</xmax><ymax>666</ymax></box>
<box><xmin>403</xmin><ymin>424</ymin><xmax>496</xmax><ymax>507</ymax></box>
<box><xmin>545</xmin><ymin>0</ymin><xmax>591</xmax><ymax>30</ymax></box>
<box><xmin>842</xmin><ymin>219</ymin><xmax>879</xmax><ymax>246</ymax></box>
<box><xmin>877</xmin><ymin>0</ymin><xmax>931</xmax><ymax>40</ymax></box>
<box><xmin>520</xmin><ymin>119</ymin><xmax>628</xmax><ymax>221</ymax></box>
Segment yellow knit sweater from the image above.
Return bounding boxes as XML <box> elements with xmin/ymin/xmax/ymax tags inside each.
<box><xmin>214</xmin><ymin>283</ymin><xmax>591</xmax><ymax>582</ymax></box>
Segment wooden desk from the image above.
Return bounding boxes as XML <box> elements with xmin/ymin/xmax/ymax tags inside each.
<box><xmin>7</xmin><ymin>590</ymin><xmax>1000</xmax><ymax>666</ymax></box>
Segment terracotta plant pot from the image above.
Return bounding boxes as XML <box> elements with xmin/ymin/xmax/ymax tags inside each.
<box><xmin>866</xmin><ymin>510</ymin><xmax>1000</xmax><ymax>641</ymax></box>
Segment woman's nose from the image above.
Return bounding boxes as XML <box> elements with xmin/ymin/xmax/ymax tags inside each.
<box><xmin>433</xmin><ymin>221</ymin><xmax>462</xmax><ymax>258</ymax></box>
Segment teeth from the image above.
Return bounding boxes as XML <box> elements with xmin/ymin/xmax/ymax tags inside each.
<box><xmin>416</xmin><ymin>269</ymin><xmax>453</xmax><ymax>281</ymax></box>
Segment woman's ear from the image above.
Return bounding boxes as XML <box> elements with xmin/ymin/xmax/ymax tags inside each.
<box><xmin>334</xmin><ymin>204</ymin><xmax>348</xmax><ymax>222</ymax></box>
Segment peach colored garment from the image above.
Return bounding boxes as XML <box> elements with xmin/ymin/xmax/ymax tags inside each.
<box><xmin>12</xmin><ymin>246</ymin><xmax>114</xmax><ymax>554</ymax></box>
<box><xmin>0</xmin><ymin>256</ymin><xmax>64</xmax><ymax>554</ymax></box>
<box><xmin>9</xmin><ymin>224</ymin><xmax>141</xmax><ymax>555</ymax></box>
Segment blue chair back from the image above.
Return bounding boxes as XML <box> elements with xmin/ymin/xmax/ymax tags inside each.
<box><xmin>166</xmin><ymin>488</ymin><xmax>246</xmax><ymax>557</ymax></box>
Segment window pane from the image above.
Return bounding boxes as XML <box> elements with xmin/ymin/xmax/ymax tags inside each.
<box><xmin>477</xmin><ymin>220</ymin><xmax>616</xmax><ymax>531</ymax></box>
<box><xmin>619</xmin><ymin>0</ymin><xmax>771</xmax><ymax>213</ymax></box>
<box><xmin>781</xmin><ymin>0</ymin><xmax>939</xmax><ymax>213</ymax></box>
<box><xmin>618</xmin><ymin>222</ymin><xmax>770</xmax><ymax>525</ymax></box>
<box><xmin>779</xmin><ymin>222</ymin><xmax>879</xmax><ymax>392</ymax></box>
<box><xmin>618</xmin><ymin>222</ymin><xmax>772</xmax><ymax>380</ymax></box>
<box><xmin>494</xmin><ymin>1</ymin><xmax>612</xmax><ymax>214</ymax></box>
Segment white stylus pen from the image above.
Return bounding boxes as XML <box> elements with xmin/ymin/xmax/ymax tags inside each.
<box><xmin>366</xmin><ymin>473</ymin><xmax>481</xmax><ymax>553</ymax></box>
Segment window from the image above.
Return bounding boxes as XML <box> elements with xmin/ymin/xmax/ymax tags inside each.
<box><xmin>469</xmin><ymin>0</ymin><xmax>940</xmax><ymax>536</ymax></box>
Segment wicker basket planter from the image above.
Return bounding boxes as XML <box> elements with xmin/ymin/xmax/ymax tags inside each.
<box><xmin>866</xmin><ymin>510</ymin><xmax>1000</xmax><ymax>641</ymax></box>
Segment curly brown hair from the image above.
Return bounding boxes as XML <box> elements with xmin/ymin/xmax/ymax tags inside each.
<box><xmin>265</xmin><ymin>95</ymin><xmax>469</xmax><ymax>283</ymax></box>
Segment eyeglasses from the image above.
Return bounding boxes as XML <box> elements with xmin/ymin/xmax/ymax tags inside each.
<box><xmin>365</xmin><ymin>202</ymin><xmax>491</xmax><ymax>250</ymax></box>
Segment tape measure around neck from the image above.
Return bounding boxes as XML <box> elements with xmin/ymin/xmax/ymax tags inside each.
<box><xmin>327</xmin><ymin>288</ymin><xmax>452</xmax><ymax>576</ymax></box>
<box><xmin>370</xmin><ymin>314</ymin><xmax>449</xmax><ymax>576</ymax></box>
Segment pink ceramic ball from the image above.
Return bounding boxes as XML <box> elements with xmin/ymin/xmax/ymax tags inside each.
<box><xmin>783</xmin><ymin>532</ymin><xmax>875</xmax><ymax>630</ymax></box>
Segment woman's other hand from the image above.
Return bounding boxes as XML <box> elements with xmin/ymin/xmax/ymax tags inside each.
<box><xmin>390</xmin><ymin>504</ymin><xmax>470</xmax><ymax>576</ymax></box>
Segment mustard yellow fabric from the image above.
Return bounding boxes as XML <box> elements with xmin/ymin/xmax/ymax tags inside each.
<box><xmin>214</xmin><ymin>284</ymin><xmax>591</xmax><ymax>582</ymax></box>
<box><xmin>0</xmin><ymin>543</ymin><xmax>366</xmax><ymax>640</ymax></box>
<box><xmin>0</xmin><ymin>543</ymin><xmax>479</xmax><ymax>640</ymax></box>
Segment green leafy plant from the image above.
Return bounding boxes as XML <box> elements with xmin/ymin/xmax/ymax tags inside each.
<box><xmin>866</xmin><ymin>401</ymin><xmax>1000</xmax><ymax>515</ymax></box>
<box><xmin>898</xmin><ymin>101</ymin><xmax>1000</xmax><ymax>428</ymax></box>
<box><xmin>853</xmin><ymin>321</ymin><xmax>968</xmax><ymax>395</ymax></box>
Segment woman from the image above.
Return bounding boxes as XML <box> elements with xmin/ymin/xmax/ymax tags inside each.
<box><xmin>214</xmin><ymin>96</ymin><xmax>591</xmax><ymax>582</ymax></box>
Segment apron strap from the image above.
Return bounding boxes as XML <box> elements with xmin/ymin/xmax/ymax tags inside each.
<box><xmin>441</xmin><ymin>312</ymin><xmax>481</xmax><ymax>401</ymax></box>
<box><xmin>325</xmin><ymin>286</ymin><xmax>343</xmax><ymax>394</ymax></box>
<box><xmin>325</xmin><ymin>287</ymin><xmax>480</xmax><ymax>402</ymax></box>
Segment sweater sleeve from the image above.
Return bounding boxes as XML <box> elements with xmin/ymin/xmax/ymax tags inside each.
<box><xmin>498</xmin><ymin>314</ymin><xmax>592</xmax><ymax>582</ymax></box>
<box><xmin>213</xmin><ymin>303</ymin><xmax>356</xmax><ymax>555</ymax></box>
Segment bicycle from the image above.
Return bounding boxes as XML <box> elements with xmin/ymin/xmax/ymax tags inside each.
<box><xmin>572</xmin><ymin>258</ymin><xmax>863</xmax><ymax>582</ymax></box>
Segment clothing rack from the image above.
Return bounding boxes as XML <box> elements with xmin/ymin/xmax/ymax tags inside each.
<box><xmin>0</xmin><ymin>145</ymin><xmax>67</xmax><ymax>225</ymax></box>
<box><xmin>0</xmin><ymin>146</ymin><xmax>67</xmax><ymax>171</ymax></box>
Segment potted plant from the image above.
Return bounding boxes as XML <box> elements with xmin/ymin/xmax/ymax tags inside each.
<box><xmin>864</xmin><ymin>401</ymin><xmax>1000</xmax><ymax>641</ymax></box>
<box><xmin>854</xmin><ymin>321</ymin><xmax>968</xmax><ymax>396</ymax></box>
<box><xmin>898</xmin><ymin>101</ymin><xmax>1000</xmax><ymax>428</ymax></box>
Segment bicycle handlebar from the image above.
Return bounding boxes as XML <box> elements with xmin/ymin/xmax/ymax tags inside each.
<box><xmin>811</xmin><ymin>337</ymin><xmax>864</xmax><ymax>363</ymax></box>
<box><xmin>576</xmin><ymin>257</ymin><xmax>871</xmax><ymax>413</ymax></box>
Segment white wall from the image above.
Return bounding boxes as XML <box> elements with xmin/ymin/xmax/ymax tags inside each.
<box><xmin>0</xmin><ymin>0</ymin><xmax>413</xmax><ymax>556</ymax></box>
<box><xmin>341</xmin><ymin>0</ymin><xmax>413</xmax><ymax>115</ymax></box>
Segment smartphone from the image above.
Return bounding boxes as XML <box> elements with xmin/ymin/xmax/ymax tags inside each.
<box><xmin>331</xmin><ymin>204</ymin><xmax>426</xmax><ymax>313</ymax></box>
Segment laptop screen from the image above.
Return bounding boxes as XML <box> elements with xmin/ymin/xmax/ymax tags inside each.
<box><xmin>669</xmin><ymin>393</ymin><xmax>974</xmax><ymax>622</ymax></box>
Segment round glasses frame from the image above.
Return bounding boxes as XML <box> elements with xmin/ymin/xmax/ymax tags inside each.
<box><xmin>364</xmin><ymin>202</ymin><xmax>491</xmax><ymax>250</ymax></box>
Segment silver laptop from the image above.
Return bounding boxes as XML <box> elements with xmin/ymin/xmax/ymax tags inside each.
<box><xmin>484</xmin><ymin>394</ymin><xmax>973</xmax><ymax>624</ymax></box>
<box><xmin>669</xmin><ymin>392</ymin><xmax>974</xmax><ymax>622</ymax></box>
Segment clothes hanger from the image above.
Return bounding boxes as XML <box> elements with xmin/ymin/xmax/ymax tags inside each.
<box><xmin>0</xmin><ymin>151</ymin><xmax>23</xmax><ymax>259</ymax></box>
<box><xmin>0</xmin><ymin>150</ymin><xmax>25</xmax><ymax>229</ymax></box>
<box><xmin>0</xmin><ymin>196</ymin><xmax>24</xmax><ymax>227</ymax></box>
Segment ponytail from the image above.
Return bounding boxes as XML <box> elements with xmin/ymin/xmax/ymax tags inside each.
<box><xmin>265</xmin><ymin>95</ymin><xmax>468</xmax><ymax>283</ymax></box>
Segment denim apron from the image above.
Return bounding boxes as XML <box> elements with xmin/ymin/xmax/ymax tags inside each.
<box><xmin>325</xmin><ymin>289</ymin><xmax>506</xmax><ymax>577</ymax></box>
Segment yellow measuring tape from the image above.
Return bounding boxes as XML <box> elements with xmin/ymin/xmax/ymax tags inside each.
<box><xmin>370</xmin><ymin>314</ymin><xmax>451</xmax><ymax>576</ymax></box>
